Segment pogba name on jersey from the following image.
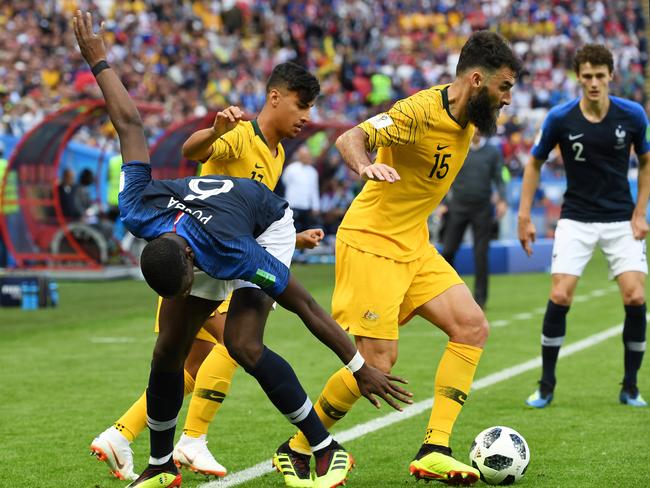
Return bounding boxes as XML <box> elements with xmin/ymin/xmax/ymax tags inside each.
<box><xmin>166</xmin><ymin>196</ymin><xmax>213</xmax><ymax>225</ymax></box>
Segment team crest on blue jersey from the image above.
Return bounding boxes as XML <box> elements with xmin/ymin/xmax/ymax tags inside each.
<box><xmin>615</xmin><ymin>125</ymin><xmax>626</xmax><ymax>149</ymax></box>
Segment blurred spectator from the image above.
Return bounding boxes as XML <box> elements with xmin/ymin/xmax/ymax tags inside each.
<box><xmin>0</xmin><ymin>0</ymin><xmax>646</xmax><ymax>244</ymax></box>
<box><xmin>440</xmin><ymin>131</ymin><xmax>507</xmax><ymax>309</ymax></box>
<box><xmin>58</xmin><ymin>167</ymin><xmax>83</xmax><ymax>220</ymax></box>
<box><xmin>282</xmin><ymin>145</ymin><xmax>320</xmax><ymax>232</ymax></box>
<box><xmin>0</xmin><ymin>0</ymin><xmax>644</xmax><ymax>147</ymax></box>
<box><xmin>319</xmin><ymin>178</ymin><xmax>355</xmax><ymax>238</ymax></box>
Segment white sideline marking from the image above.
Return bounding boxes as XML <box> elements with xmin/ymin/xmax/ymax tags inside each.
<box><xmin>90</xmin><ymin>336</ymin><xmax>136</xmax><ymax>344</ymax></box>
<box><xmin>201</xmin><ymin>321</ymin><xmax>627</xmax><ymax>488</ymax></box>
<box><xmin>488</xmin><ymin>285</ymin><xmax>618</xmax><ymax>328</ymax></box>
<box><xmin>491</xmin><ymin>319</ymin><xmax>510</xmax><ymax>327</ymax></box>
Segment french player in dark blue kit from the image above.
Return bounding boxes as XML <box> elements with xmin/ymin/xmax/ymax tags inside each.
<box><xmin>72</xmin><ymin>11</ymin><xmax>412</xmax><ymax>488</ymax></box>
<box><xmin>518</xmin><ymin>44</ymin><xmax>650</xmax><ymax>409</ymax></box>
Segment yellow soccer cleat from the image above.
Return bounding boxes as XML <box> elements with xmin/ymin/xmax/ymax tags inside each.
<box><xmin>409</xmin><ymin>444</ymin><xmax>479</xmax><ymax>486</ymax></box>
<box><xmin>313</xmin><ymin>442</ymin><xmax>354</xmax><ymax>488</ymax></box>
<box><xmin>272</xmin><ymin>439</ymin><xmax>314</xmax><ymax>488</ymax></box>
<box><xmin>125</xmin><ymin>466</ymin><xmax>181</xmax><ymax>488</ymax></box>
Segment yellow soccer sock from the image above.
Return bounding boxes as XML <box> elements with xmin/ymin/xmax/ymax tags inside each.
<box><xmin>115</xmin><ymin>368</ymin><xmax>195</xmax><ymax>442</ymax></box>
<box><xmin>184</xmin><ymin>368</ymin><xmax>196</xmax><ymax>395</ymax></box>
<box><xmin>183</xmin><ymin>343</ymin><xmax>238</xmax><ymax>438</ymax></box>
<box><xmin>289</xmin><ymin>367</ymin><xmax>361</xmax><ymax>454</ymax></box>
<box><xmin>424</xmin><ymin>341</ymin><xmax>482</xmax><ymax>447</ymax></box>
<box><xmin>115</xmin><ymin>391</ymin><xmax>147</xmax><ymax>442</ymax></box>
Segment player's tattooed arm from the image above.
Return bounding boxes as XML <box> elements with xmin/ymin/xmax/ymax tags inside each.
<box><xmin>182</xmin><ymin>106</ymin><xmax>244</xmax><ymax>162</ymax></box>
<box><xmin>632</xmin><ymin>151</ymin><xmax>650</xmax><ymax>240</ymax></box>
<box><xmin>335</xmin><ymin>128</ymin><xmax>401</xmax><ymax>183</ymax></box>
<box><xmin>73</xmin><ymin>10</ymin><xmax>149</xmax><ymax>164</ymax></box>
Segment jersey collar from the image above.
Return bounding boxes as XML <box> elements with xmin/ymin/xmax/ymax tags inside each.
<box><xmin>251</xmin><ymin>119</ymin><xmax>269</xmax><ymax>146</ymax></box>
<box><xmin>440</xmin><ymin>85</ymin><xmax>467</xmax><ymax>129</ymax></box>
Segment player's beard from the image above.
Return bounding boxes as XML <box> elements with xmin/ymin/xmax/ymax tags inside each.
<box><xmin>467</xmin><ymin>86</ymin><xmax>500</xmax><ymax>136</ymax></box>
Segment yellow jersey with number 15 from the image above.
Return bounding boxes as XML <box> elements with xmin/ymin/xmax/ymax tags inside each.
<box><xmin>200</xmin><ymin>119</ymin><xmax>285</xmax><ymax>190</ymax></box>
<box><xmin>338</xmin><ymin>85</ymin><xmax>474</xmax><ymax>262</ymax></box>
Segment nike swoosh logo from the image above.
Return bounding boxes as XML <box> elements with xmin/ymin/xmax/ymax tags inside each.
<box><xmin>109</xmin><ymin>444</ymin><xmax>125</xmax><ymax>470</ymax></box>
<box><xmin>568</xmin><ymin>133</ymin><xmax>584</xmax><ymax>140</ymax></box>
<box><xmin>436</xmin><ymin>144</ymin><xmax>450</xmax><ymax>150</ymax></box>
<box><xmin>180</xmin><ymin>448</ymin><xmax>195</xmax><ymax>465</ymax></box>
<box><xmin>254</xmin><ymin>163</ymin><xmax>264</xmax><ymax>169</ymax></box>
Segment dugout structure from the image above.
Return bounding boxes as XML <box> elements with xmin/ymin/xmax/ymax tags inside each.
<box><xmin>0</xmin><ymin>102</ymin><xmax>350</xmax><ymax>271</ymax></box>
<box><xmin>0</xmin><ymin>100</ymin><xmax>162</xmax><ymax>270</ymax></box>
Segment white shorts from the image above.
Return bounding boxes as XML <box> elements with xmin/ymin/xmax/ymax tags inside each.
<box><xmin>551</xmin><ymin>218</ymin><xmax>647</xmax><ymax>279</ymax></box>
<box><xmin>190</xmin><ymin>208</ymin><xmax>296</xmax><ymax>300</ymax></box>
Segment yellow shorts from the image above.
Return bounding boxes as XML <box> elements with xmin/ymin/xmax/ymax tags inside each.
<box><xmin>332</xmin><ymin>239</ymin><xmax>463</xmax><ymax>340</ymax></box>
<box><xmin>153</xmin><ymin>296</ymin><xmax>231</xmax><ymax>344</ymax></box>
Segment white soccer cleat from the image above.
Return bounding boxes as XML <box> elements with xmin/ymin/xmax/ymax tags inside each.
<box><xmin>90</xmin><ymin>426</ymin><xmax>138</xmax><ymax>481</ymax></box>
<box><xmin>173</xmin><ymin>433</ymin><xmax>227</xmax><ymax>477</ymax></box>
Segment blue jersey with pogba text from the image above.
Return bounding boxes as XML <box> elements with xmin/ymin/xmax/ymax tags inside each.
<box><xmin>532</xmin><ymin>96</ymin><xmax>650</xmax><ymax>222</ymax></box>
<box><xmin>118</xmin><ymin>162</ymin><xmax>290</xmax><ymax>297</ymax></box>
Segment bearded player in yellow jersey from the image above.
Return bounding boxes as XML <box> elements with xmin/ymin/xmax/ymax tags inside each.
<box><xmin>274</xmin><ymin>31</ymin><xmax>521</xmax><ymax>487</ymax></box>
<box><xmin>91</xmin><ymin>62</ymin><xmax>324</xmax><ymax>481</ymax></box>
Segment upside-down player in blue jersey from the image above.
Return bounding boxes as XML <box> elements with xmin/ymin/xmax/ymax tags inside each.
<box><xmin>518</xmin><ymin>44</ymin><xmax>650</xmax><ymax>409</ymax></box>
<box><xmin>73</xmin><ymin>11</ymin><xmax>412</xmax><ymax>488</ymax></box>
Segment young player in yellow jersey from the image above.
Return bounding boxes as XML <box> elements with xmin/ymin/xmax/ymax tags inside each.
<box><xmin>91</xmin><ymin>62</ymin><xmax>325</xmax><ymax>481</ymax></box>
<box><xmin>275</xmin><ymin>31</ymin><xmax>521</xmax><ymax>487</ymax></box>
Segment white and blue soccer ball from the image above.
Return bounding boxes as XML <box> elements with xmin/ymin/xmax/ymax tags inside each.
<box><xmin>469</xmin><ymin>426</ymin><xmax>530</xmax><ymax>485</ymax></box>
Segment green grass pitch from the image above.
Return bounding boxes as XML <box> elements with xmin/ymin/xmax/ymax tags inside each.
<box><xmin>1</xmin><ymin>251</ymin><xmax>648</xmax><ymax>487</ymax></box>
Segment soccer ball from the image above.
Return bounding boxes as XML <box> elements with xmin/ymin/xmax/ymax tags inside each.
<box><xmin>469</xmin><ymin>426</ymin><xmax>530</xmax><ymax>485</ymax></box>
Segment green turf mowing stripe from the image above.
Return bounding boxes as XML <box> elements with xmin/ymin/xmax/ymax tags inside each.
<box><xmin>201</xmin><ymin>320</ymin><xmax>630</xmax><ymax>487</ymax></box>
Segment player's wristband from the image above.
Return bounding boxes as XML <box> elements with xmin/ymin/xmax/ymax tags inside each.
<box><xmin>91</xmin><ymin>60</ymin><xmax>110</xmax><ymax>77</ymax></box>
<box><xmin>345</xmin><ymin>350</ymin><xmax>365</xmax><ymax>373</ymax></box>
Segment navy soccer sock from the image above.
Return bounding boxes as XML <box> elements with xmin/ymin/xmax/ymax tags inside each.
<box><xmin>246</xmin><ymin>346</ymin><xmax>332</xmax><ymax>451</ymax></box>
<box><xmin>146</xmin><ymin>367</ymin><xmax>184</xmax><ymax>467</ymax></box>
<box><xmin>623</xmin><ymin>304</ymin><xmax>646</xmax><ymax>387</ymax></box>
<box><xmin>540</xmin><ymin>300</ymin><xmax>569</xmax><ymax>388</ymax></box>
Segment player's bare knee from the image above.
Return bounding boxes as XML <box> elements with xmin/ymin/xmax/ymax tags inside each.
<box><xmin>451</xmin><ymin>311</ymin><xmax>488</xmax><ymax>347</ymax></box>
<box><xmin>623</xmin><ymin>290</ymin><xmax>645</xmax><ymax>306</ymax></box>
<box><xmin>224</xmin><ymin>336</ymin><xmax>263</xmax><ymax>370</ymax></box>
<box><xmin>152</xmin><ymin>343</ymin><xmax>185</xmax><ymax>371</ymax></box>
<box><xmin>549</xmin><ymin>290</ymin><xmax>572</xmax><ymax>306</ymax></box>
<box><xmin>364</xmin><ymin>351</ymin><xmax>396</xmax><ymax>373</ymax></box>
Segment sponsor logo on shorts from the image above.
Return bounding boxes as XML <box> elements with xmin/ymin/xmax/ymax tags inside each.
<box><xmin>362</xmin><ymin>310</ymin><xmax>379</xmax><ymax>321</ymax></box>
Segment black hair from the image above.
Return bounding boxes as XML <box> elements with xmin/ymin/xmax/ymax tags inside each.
<box><xmin>573</xmin><ymin>44</ymin><xmax>614</xmax><ymax>74</ymax></box>
<box><xmin>79</xmin><ymin>168</ymin><xmax>94</xmax><ymax>186</ymax></box>
<box><xmin>456</xmin><ymin>31</ymin><xmax>522</xmax><ymax>77</ymax></box>
<box><xmin>140</xmin><ymin>237</ymin><xmax>187</xmax><ymax>297</ymax></box>
<box><xmin>266</xmin><ymin>62</ymin><xmax>320</xmax><ymax>105</ymax></box>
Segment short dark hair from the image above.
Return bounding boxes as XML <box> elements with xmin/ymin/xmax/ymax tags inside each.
<box><xmin>456</xmin><ymin>31</ymin><xmax>522</xmax><ymax>78</ymax></box>
<box><xmin>266</xmin><ymin>62</ymin><xmax>320</xmax><ymax>105</ymax></box>
<box><xmin>140</xmin><ymin>237</ymin><xmax>187</xmax><ymax>297</ymax></box>
<box><xmin>573</xmin><ymin>44</ymin><xmax>614</xmax><ymax>74</ymax></box>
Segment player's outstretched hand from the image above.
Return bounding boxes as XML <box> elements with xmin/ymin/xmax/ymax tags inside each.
<box><xmin>631</xmin><ymin>211</ymin><xmax>649</xmax><ymax>240</ymax></box>
<box><xmin>296</xmin><ymin>228</ymin><xmax>325</xmax><ymax>249</ymax></box>
<box><xmin>361</xmin><ymin>163</ymin><xmax>401</xmax><ymax>183</ymax></box>
<box><xmin>213</xmin><ymin>106</ymin><xmax>244</xmax><ymax>136</ymax></box>
<box><xmin>72</xmin><ymin>11</ymin><xmax>107</xmax><ymax>67</ymax></box>
<box><xmin>353</xmin><ymin>364</ymin><xmax>412</xmax><ymax>411</ymax></box>
<box><xmin>517</xmin><ymin>214</ymin><xmax>536</xmax><ymax>256</ymax></box>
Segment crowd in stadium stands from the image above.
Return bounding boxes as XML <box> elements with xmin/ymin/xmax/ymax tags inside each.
<box><xmin>0</xmin><ymin>0</ymin><xmax>647</xmax><ymax>239</ymax></box>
